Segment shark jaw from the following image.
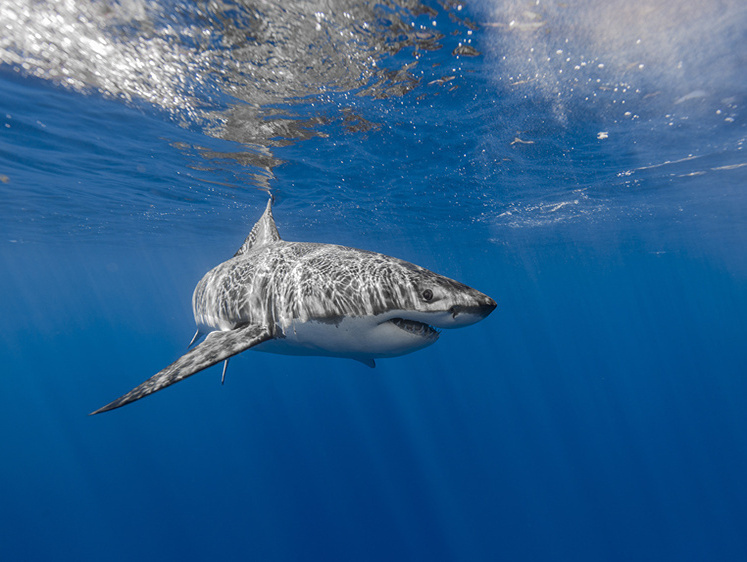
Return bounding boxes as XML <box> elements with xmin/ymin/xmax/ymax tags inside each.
<box><xmin>383</xmin><ymin>297</ymin><xmax>498</xmax><ymax>333</ymax></box>
<box><xmin>385</xmin><ymin>299</ymin><xmax>498</xmax><ymax>342</ymax></box>
<box><xmin>388</xmin><ymin>317</ymin><xmax>441</xmax><ymax>341</ymax></box>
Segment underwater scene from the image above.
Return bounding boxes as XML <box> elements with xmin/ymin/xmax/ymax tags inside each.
<box><xmin>1</xmin><ymin>0</ymin><xmax>746</xmax><ymax>560</ymax></box>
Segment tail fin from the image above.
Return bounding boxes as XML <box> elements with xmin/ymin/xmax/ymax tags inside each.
<box><xmin>90</xmin><ymin>324</ymin><xmax>271</xmax><ymax>415</ymax></box>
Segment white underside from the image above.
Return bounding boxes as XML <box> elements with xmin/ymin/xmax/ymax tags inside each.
<box><xmin>252</xmin><ymin>314</ymin><xmax>438</xmax><ymax>361</ymax></box>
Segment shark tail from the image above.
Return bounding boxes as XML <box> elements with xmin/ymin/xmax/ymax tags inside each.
<box><xmin>90</xmin><ymin>324</ymin><xmax>271</xmax><ymax>415</ymax></box>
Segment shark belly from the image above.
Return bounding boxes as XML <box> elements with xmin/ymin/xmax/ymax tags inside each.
<box><xmin>252</xmin><ymin>315</ymin><xmax>438</xmax><ymax>360</ymax></box>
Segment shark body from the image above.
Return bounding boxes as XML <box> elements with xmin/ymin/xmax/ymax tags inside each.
<box><xmin>92</xmin><ymin>199</ymin><xmax>496</xmax><ymax>414</ymax></box>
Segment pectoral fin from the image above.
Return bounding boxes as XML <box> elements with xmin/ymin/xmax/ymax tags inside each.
<box><xmin>90</xmin><ymin>324</ymin><xmax>271</xmax><ymax>415</ymax></box>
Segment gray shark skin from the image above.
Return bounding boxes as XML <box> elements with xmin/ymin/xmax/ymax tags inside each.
<box><xmin>91</xmin><ymin>199</ymin><xmax>496</xmax><ymax>414</ymax></box>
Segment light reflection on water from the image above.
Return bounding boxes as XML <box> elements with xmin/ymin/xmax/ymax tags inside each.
<box><xmin>0</xmin><ymin>0</ymin><xmax>744</xmax><ymax>248</ymax></box>
<box><xmin>0</xmin><ymin>0</ymin><xmax>479</xmax><ymax>181</ymax></box>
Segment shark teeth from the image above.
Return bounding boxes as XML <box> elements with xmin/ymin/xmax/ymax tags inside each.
<box><xmin>389</xmin><ymin>318</ymin><xmax>440</xmax><ymax>340</ymax></box>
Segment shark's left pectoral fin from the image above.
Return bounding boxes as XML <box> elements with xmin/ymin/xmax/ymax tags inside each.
<box><xmin>90</xmin><ymin>324</ymin><xmax>272</xmax><ymax>415</ymax></box>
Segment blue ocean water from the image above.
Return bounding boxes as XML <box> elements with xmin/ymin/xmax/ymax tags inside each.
<box><xmin>1</xmin><ymin>1</ymin><xmax>746</xmax><ymax>560</ymax></box>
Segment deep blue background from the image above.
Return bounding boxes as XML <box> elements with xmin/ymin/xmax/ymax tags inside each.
<box><xmin>2</xmin><ymin>1</ymin><xmax>747</xmax><ymax>560</ymax></box>
<box><xmin>2</xmin><ymin>223</ymin><xmax>746</xmax><ymax>561</ymax></box>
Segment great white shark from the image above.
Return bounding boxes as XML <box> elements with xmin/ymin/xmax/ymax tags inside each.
<box><xmin>91</xmin><ymin>199</ymin><xmax>496</xmax><ymax>414</ymax></box>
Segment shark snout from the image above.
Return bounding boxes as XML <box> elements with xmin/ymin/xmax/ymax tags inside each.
<box><xmin>449</xmin><ymin>295</ymin><xmax>496</xmax><ymax>324</ymax></box>
<box><xmin>419</xmin><ymin>290</ymin><xmax>496</xmax><ymax>329</ymax></box>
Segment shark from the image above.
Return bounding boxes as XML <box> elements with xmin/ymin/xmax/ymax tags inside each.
<box><xmin>91</xmin><ymin>199</ymin><xmax>496</xmax><ymax>414</ymax></box>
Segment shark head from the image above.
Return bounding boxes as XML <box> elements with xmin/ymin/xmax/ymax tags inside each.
<box><xmin>373</xmin><ymin>258</ymin><xmax>495</xmax><ymax>327</ymax></box>
<box><xmin>345</xmin><ymin>257</ymin><xmax>496</xmax><ymax>355</ymax></box>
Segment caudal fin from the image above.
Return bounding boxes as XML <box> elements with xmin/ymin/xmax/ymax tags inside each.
<box><xmin>90</xmin><ymin>324</ymin><xmax>271</xmax><ymax>415</ymax></box>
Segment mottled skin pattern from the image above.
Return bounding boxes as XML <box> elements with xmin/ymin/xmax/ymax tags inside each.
<box><xmin>193</xmin><ymin>241</ymin><xmax>489</xmax><ymax>336</ymax></box>
<box><xmin>90</xmin><ymin>325</ymin><xmax>270</xmax><ymax>414</ymax></box>
<box><xmin>91</xmin><ymin>199</ymin><xmax>496</xmax><ymax>414</ymax></box>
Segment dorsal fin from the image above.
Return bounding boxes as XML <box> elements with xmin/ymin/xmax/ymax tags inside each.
<box><xmin>235</xmin><ymin>198</ymin><xmax>281</xmax><ymax>256</ymax></box>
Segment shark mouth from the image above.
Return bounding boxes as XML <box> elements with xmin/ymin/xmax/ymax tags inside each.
<box><xmin>389</xmin><ymin>318</ymin><xmax>441</xmax><ymax>340</ymax></box>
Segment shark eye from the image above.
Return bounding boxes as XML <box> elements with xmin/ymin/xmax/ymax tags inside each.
<box><xmin>422</xmin><ymin>289</ymin><xmax>434</xmax><ymax>302</ymax></box>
